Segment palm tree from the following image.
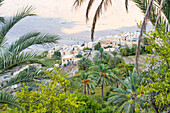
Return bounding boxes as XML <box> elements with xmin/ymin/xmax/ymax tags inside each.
<box><xmin>94</xmin><ymin>47</ymin><xmax>108</xmax><ymax>61</ymax></box>
<box><xmin>0</xmin><ymin>6</ymin><xmax>59</xmax><ymax>110</ymax></box>
<box><xmin>111</xmin><ymin>51</ymin><xmax>118</xmax><ymax>68</ymax></box>
<box><xmin>0</xmin><ymin>7</ymin><xmax>59</xmax><ymax>75</ymax></box>
<box><xmin>78</xmin><ymin>57</ymin><xmax>92</xmax><ymax>72</ymax></box>
<box><xmin>113</xmin><ymin>69</ymin><xmax>124</xmax><ymax>88</ymax></box>
<box><xmin>77</xmin><ymin>72</ymin><xmax>96</xmax><ymax>95</ymax></box>
<box><xmin>107</xmin><ymin>70</ymin><xmax>147</xmax><ymax>113</ymax></box>
<box><xmin>90</xmin><ymin>64</ymin><xmax>114</xmax><ymax>100</ymax></box>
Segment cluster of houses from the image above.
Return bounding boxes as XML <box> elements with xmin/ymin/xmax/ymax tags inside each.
<box><xmin>95</xmin><ymin>31</ymin><xmax>139</xmax><ymax>50</ymax></box>
<box><xmin>47</xmin><ymin>45</ymin><xmax>90</xmax><ymax>65</ymax></box>
<box><xmin>47</xmin><ymin>31</ymin><xmax>140</xmax><ymax>66</ymax></box>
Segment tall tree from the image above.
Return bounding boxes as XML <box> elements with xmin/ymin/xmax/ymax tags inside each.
<box><xmin>77</xmin><ymin>72</ymin><xmax>96</xmax><ymax>95</ymax></box>
<box><xmin>107</xmin><ymin>70</ymin><xmax>147</xmax><ymax>113</ymax></box>
<box><xmin>90</xmin><ymin>64</ymin><xmax>114</xmax><ymax>100</ymax></box>
<box><xmin>134</xmin><ymin>0</ymin><xmax>169</xmax><ymax>76</ymax></box>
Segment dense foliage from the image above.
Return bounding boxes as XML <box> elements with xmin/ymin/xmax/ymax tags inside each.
<box><xmin>120</xmin><ymin>44</ymin><xmax>152</xmax><ymax>56</ymax></box>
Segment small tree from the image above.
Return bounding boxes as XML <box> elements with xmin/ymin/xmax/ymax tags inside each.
<box><xmin>90</xmin><ymin>64</ymin><xmax>114</xmax><ymax>100</ymax></box>
<box><xmin>52</xmin><ymin>51</ymin><xmax>61</xmax><ymax>60</ymax></box>
<box><xmin>77</xmin><ymin>72</ymin><xmax>96</xmax><ymax>95</ymax></box>
<box><xmin>15</xmin><ymin>70</ymin><xmax>82</xmax><ymax>112</ymax></box>
<box><xmin>83</xmin><ymin>47</ymin><xmax>90</xmax><ymax>51</ymax></box>
<box><xmin>138</xmin><ymin>26</ymin><xmax>170</xmax><ymax>113</ymax></box>
<box><xmin>76</xmin><ymin>54</ymin><xmax>83</xmax><ymax>58</ymax></box>
<box><xmin>94</xmin><ymin>42</ymin><xmax>101</xmax><ymax>50</ymax></box>
<box><xmin>81</xmin><ymin>43</ymin><xmax>85</xmax><ymax>47</ymax></box>
<box><xmin>78</xmin><ymin>57</ymin><xmax>92</xmax><ymax>72</ymax></box>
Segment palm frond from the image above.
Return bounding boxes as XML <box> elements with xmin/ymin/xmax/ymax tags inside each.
<box><xmin>0</xmin><ymin>17</ymin><xmax>5</xmax><ymax>23</ymax></box>
<box><xmin>0</xmin><ymin>51</ymin><xmax>39</xmax><ymax>74</ymax></box>
<box><xmin>155</xmin><ymin>0</ymin><xmax>165</xmax><ymax>27</ymax></box>
<box><xmin>125</xmin><ymin>0</ymin><xmax>129</xmax><ymax>12</ymax></box>
<box><xmin>0</xmin><ymin>6</ymin><xmax>36</xmax><ymax>46</ymax></box>
<box><xmin>8</xmin><ymin>32</ymin><xmax>41</xmax><ymax>52</ymax></box>
<box><xmin>73</xmin><ymin>0</ymin><xmax>131</xmax><ymax>42</ymax></box>
<box><xmin>0</xmin><ymin>69</ymin><xmax>47</xmax><ymax>90</ymax></box>
<box><xmin>133</xmin><ymin>0</ymin><xmax>170</xmax><ymax>26</ymax></box>
<box><xmin>91</xmin><ymin>0</ymin><xmax>104</xmax><ymax>41</ymax></box>
<box><xmin>73</xmin><ymin>0</ymin><xmax>85</xmax><ymax>8</ymax></box>
<box><xmin>0</xmin><ymin>92</ymin><xmax>25</xmax><ymax>112</ymax></box>
<box><xmin>86</xmin><ymin>0</ymin><xmax>95</xmax><ymax>22</ymax></box>
<box><xmin>0</xmin><ymin>0</ymin><xmax>4</xmax><ymax>6</ymax></box>
<box><xmin>8</xmin><ymin>32</ymin><xmax>59</xmax><ymax>54</ymax></box>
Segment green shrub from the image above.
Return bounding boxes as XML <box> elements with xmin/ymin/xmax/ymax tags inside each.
<box><xmin>94</xmin><ymin>42</ymin><xmax>101</xmax><ymax>50</ymax></box>
<box><xmin>104</xmin><ymin>46</ymin><xmax>112</xmax><ymax>49</ymax></box>
<box><xmin>52</xmin><ymin>51</ymin><xmax>61</xmax><ymax>60</ymax></box>
<box><xmin>76</xmin><ymin>54</ymin><xmax>83</xmax><ymax>58</ymax></box>
<box><xmin>83</xmin><ymin>47</ymin><xmax>90</xmax><ymax>51</ymax></box>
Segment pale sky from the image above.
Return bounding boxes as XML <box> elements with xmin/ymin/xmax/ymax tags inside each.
<box><xmin>0</xmin><ymin>0</ymin><xmax>144</xmax><ymax>34</ymax></box>
<box><xmin>0</xmin><ymin>0</ymin><xmax>146</xmax><ymax>45</ymax></box>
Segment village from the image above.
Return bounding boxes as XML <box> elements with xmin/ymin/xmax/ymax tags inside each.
<box><xmin>47</xmin><ymin>31</ymin><xmax>140</xmax><ymax>66</ymax></box>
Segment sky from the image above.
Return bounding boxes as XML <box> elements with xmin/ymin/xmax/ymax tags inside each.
<box><xmin>0</xmin><ymin>0</ymin><xmax>146</xmax><ymax>46</ymax></box>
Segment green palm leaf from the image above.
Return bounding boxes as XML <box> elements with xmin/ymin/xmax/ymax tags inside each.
<box><xmin>0</xmin><ymin>92</ymin><xmax>25</xmax><ymax>112</ymax></box>
<box><xmin>0</xmin><ymin>17</ymin><xmax>5</xmax><ymax>23</ymax></box>
<box><xmin>0</xmin><ymin>6</ymin><xmax>36</xmax><ymax>46</ymax></box>
<box><xmin>8</xmin><ymin>32</ymin><xmax>59</xmax><ymax>54</ymax></box>
<box><xmin>133</xmin><ymin>0</ymin><xmax>170</xmax><ymax>26</ymax></box>
<box><xmin>0</xmin><ymin>69</ymin><xmax>47</xmax><ymax>90</ymax></box>
<box><xmin>107</xmin><ymin>69</ymin><xmax>145</xmax><ymax>113</ymax></box>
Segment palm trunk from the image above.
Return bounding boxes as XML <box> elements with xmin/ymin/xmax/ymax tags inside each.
<box><xmin>132</xmin><ymin>100</ymin><xmax>136</xmax><ymax>113</ymax></box>
<box><xmin>83</xmin><ymin>64</ymin><xmax>86</xmax><ymax>72</ymax></box>
<box><xmin>135</xmin><ymin>0</ymin><xmax>154</xmax><ymax>76</ymax></box>
<box><xmin>84</xmin><ymin>85</ymin><xmax>86</xmax><ymax>95</ymax></box>
<box><xmin>155</xmin><ymin>0</ymin><xmax>165</xmax><ymax>28</ymax></box>
<box><xmin>91</xmin><ymin>41</ymin><xmax>94</xmax><ymax>62</ymax></box>
<box><xmin>87</xmin><ymin>87</ymin><xmax>89</xmax><ymax>95</ymax></box>
<box><xmin>116</xmin><ymin>80</ymin><xmax>119</xmax><ymax>88</ymax></box>
<box><xmin>101</xmin><ymin>84</ymin><xmax>104</xmax><ymax>101</ymax></box>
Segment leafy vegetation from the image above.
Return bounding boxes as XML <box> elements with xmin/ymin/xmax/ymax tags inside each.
<box><xmin>76</xmin><ymin>54</ymin><xmax>83</xmax><ymax>58</ymax></box>
<box><xmin>120</xmin><ymin>44</ymin><xmax>152</xmax><ymax>56</ymax></box>
<box><xmin>83</xmin><ymin>47</ymin><xmax>90</xmax><ymax>51</ymax></box>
